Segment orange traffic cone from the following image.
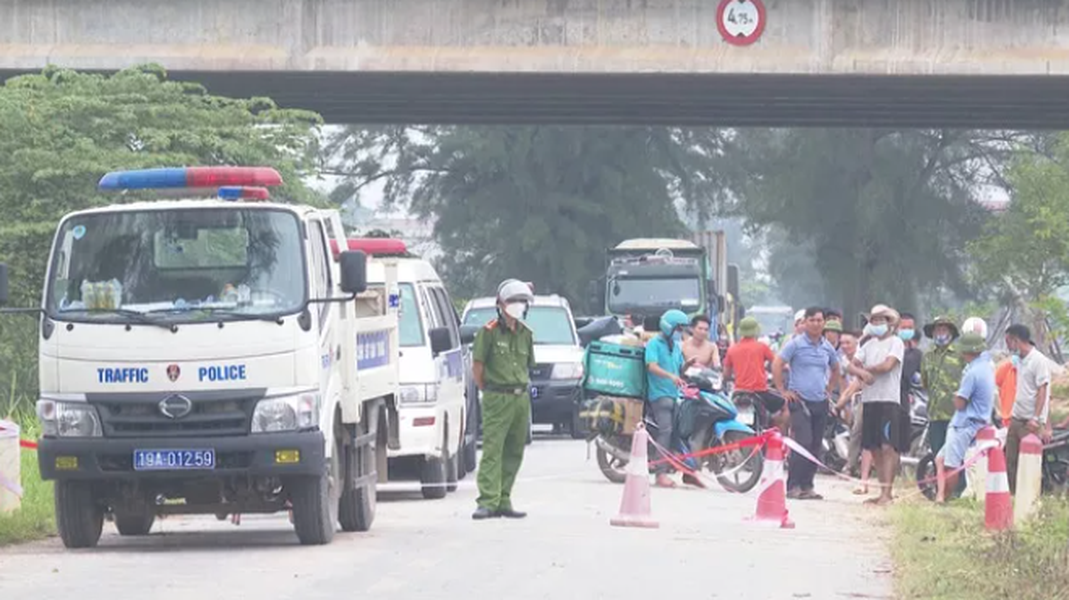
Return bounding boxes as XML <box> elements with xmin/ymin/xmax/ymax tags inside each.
<box><xmin>752</xmin><ymin>428</ymin><xmax>794</xmax><ymax>529</ymax></box>
<box><xmin>610</xmin><ymin>423</ymin><xmax>659</xmax><ymax>529</ymax></box>
<box><xmin>985</xmin><ymin>442</ymin><xmax>1013</xmax><ymax>531</ymax></box>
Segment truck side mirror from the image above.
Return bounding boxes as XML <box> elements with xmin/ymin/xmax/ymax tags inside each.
<box><xmin>338</xmin><ymin>250</ymin><xmax>368</xmax><ymax>295</ymax></box>
<box><xmin>459</xmin><ymin>325</ymin><xmax>479</xmax><ymax>345</ymax></box>
<box><xmin>429</xmin><ymin>326</ymin><xmax>452</xmax><ymax>355</ymax></box>
<box><xmin>0</xmin><ymin>263</ymin><xmax>8</xmax><ymax>305</ymax></box>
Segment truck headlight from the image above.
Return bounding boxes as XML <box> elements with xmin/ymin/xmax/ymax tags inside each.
<box><xmin>399</xmin><ymin>384</ymin><xmax>438</xmax><ymax>404</ymax></box>
<box><xmin>251</xmin><ymin>392</ymin><xmax>320</xmax><ymax>434</ymax></box>
<box><xmin>37</xmin><ymin>400</ymin><xmax>102</xmax><ymax>438</ymax></box>
<box><xmin>551</xmin><ymin>362</ymin><xmax>584</xmax><ymax>380</ymax></box>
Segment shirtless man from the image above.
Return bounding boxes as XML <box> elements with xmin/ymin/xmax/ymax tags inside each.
<box><xmin>682</xmin><ymin>315</ymin><xmax>722</xmax><ymax>369</ymax></box>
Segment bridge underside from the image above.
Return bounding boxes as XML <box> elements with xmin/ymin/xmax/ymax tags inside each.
<box><xmin>6</xmin><ymin>69</ymin><xmax>1069</xmax><ymax>128</ymax></box>
<box><xmin>154</xmin><ymin>71</ymin><xmax>1069</xmax><ymax>128</ymax></box>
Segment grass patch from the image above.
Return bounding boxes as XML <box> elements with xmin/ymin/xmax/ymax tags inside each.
<box><xmin>891</xmin><ymin>497</ymin><xmax>1069</xmax><ymax>600</ymax></box>
<box><xmin>0</xmin><ymin>416</ymin><xmax>55</xmax><ymax>545</ymax></box>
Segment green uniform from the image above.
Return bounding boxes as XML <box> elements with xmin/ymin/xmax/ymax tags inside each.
<box><xmin>473</xmin><ymin>318</ymin><xmax>535</xmax><ymax>511</ymax></box>
<box><xmin>920</xmin><ymin>344</ymin><xmax>964</xmax><ymax>451</ymax></box>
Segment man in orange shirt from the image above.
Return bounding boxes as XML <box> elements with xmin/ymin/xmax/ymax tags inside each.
<box><xmin>724</xmin><ymin>317</ymin><xmax>786</xmax><ymax>428</ymax></box>
<box><xmin>994</xmin><ymin>355</ymin><xmax>1018</xmax><ymax>426</ymax></box>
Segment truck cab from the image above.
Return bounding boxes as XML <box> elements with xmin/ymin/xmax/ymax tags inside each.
<box><xmin>604</xmin><ymin>239</ymin><xmax>713</xmax><ymax>329</ymax></box>
<box><xmin>0</xmin><ymin>167</ymin><xmax>397</xmax><ymax>548</ymax></box>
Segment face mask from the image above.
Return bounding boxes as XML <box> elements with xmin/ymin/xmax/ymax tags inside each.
<box><xmin>869</xmin><ymin>324</ymin><xmax>888</xmax><ymax>337</ymax></box>
<box><xmin>935</xmin><ymin>334</ymin><xmax>951</xmax><ymax>346</ymax></box>
<box><xmin>1011</xmin><ymin>355</ymin><xmax>1021</xmax><ymax>368</ymax></box>
<box><xmin>672</xmin><ymin>331</ymin><xmax>683</xmax><ymax>343</ymax></box>
<box><xmin>504</xmin><ymin>302</ymin><xmax>526</xmax><ymax>320</ymax></box>
<box><xmin>898</xmin><ymin>329</ymin><xmax>915</xmax><ymax>342</ymax></box>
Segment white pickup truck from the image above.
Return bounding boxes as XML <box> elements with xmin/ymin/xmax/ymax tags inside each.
<box><xmin>0</xmin><ymin>167</ymin><xmax>399</xmax><ymax>548</ymax></box>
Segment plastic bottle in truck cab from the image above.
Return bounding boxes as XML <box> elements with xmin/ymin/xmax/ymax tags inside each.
<box><xmin>0</xmin><ymin>167</ymin><xmax>401</xmax><ymax>548</ymax></box>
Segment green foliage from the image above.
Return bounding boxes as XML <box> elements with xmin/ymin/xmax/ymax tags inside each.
<box><xmin>325</xmin><ymin>126</ymin><xmax>727</xmax><ymax>311</ymax></box>
<box><xmin>725</xmin><ymin>129</ymin><xmax>998</xmax><ymax>320</ymax></box>
<box><xmin>970</xmin><ymin>134</ymin><xmax>1069</xmax><ymax>302</ymax></box>
<box><xmin>0</xmin><ymin>64</ymin><xmax>323</xmax><ymax>414</ymax></box>
<box><xmin>891</xmin><ymin>498</ymin><xmax>1069</xmax><ymax>600</ymax></box>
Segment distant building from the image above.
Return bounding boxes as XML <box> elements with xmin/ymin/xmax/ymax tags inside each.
<box><xmin>339</xmin><ymin>197</ymin><xmax>440</xmax><ymax>259</ymax></box>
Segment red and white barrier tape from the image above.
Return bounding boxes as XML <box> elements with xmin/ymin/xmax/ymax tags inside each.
<box><xmin>781</xmin><ymin>435</ymin><xmax>999</xmax><ymax>496</ymax></box>
<box><xmin>647</xmin><ymin>434</ymin><xmax>766</xmax><ymax>489</ymax></box>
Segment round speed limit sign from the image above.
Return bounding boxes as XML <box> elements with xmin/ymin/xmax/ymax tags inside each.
<box><xmin>716</xmin><ymin>0</ymin><xmax>766</xmax><ymax>46</ymax></box>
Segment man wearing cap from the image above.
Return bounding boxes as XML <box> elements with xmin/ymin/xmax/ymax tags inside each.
<box><xmin>724</xmin><ymin>317</ymin><xmax>786</xmax><ymax>428</ymax></box>
<box><xmin>470</xmin><ymin>279</ymin><xmax>536</xmax><ymax>520</ymax></box>
<box><xmin>847</xmin><ymin>304</ymin><xmax>905</xmax><ymax>505</ymax></box>
<box><xmin>934</xmin><ymin>333</ymin><xmax>994</xmax><ymax>503</ymax></box>
<box><xmin>1004</xmin><ymin>324</ymin><xmax>1052</xmax><ymax>493</ymax></box>
<box><xmin>921</xmin><ymin>317</ymin><xmax>964</xmax><ymax>457</ymax></box>
<box><xmin>773</xmin><ymin>307</ymin><xmax>841</xmax><ymax>500</ymax></box>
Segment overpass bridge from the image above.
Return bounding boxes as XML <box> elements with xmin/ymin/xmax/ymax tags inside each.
<box><xmin>3</xmin><ymin>0</ymin><xmax>1069</xmax><ymax>127</ymax></box>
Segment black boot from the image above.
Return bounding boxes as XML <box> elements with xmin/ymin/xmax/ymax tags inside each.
<box><xmin>472</xmin><ymin>507</ymin><xmax>499</xmax><ymax>520</ymax></box>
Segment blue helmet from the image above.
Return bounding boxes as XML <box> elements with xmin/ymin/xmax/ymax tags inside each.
<box><xmin>659</xmin><ymin>310</ymin><xmax>690</xmax><ymax>338</ymax></box>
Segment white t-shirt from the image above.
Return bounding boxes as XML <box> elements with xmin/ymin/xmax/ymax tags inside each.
<box><xmin>855</xmin><ymin>335</ymin><xmax>905</xmax><ymax>404</ymax></box>
<box><xmin>1012</xmin><ymin>348</ymin><xmax>1052</xmax><ymax>423</ymax></box>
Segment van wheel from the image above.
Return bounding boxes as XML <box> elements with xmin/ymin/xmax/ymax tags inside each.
<box><xmin>421</xmin><ymin>448</ymin><xmax>448</xmax><ymax>500</ymax></box>
<box><xmin>456</xmin><ymin>421</ymin><xmax>468</xmax><ymax>480</ymax></box>
<box><xmin>55</xmin><ymin>481</ymin><xmax>104</xmax><ymax>549</ymax></box>
<box><xmin>339</xmin><ymin>421</ymin><xmax>377</xmax><ymax>532</ymax></box>
<box><xmin>290</xmin><ymin>445</ymin><xmax>339</xmax><ymax>545</ymax></box>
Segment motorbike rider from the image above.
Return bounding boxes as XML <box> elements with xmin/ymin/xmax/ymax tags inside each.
<box><xmin>921</xmin><ymin>316</ymin><xmax>964</xmax><ymax>458</ymax></box>
<box><xmin>723</xmin><ymin>316</ymin><xmax>787</xmax><ymax>430</ymax></box>
<box><xmin>644</xmin><ymin>309</ymin><xmax>701</xmax><ymax>489</ymax></box>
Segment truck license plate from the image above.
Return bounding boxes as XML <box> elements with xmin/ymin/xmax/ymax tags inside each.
<box><xmin>133</xmin><ymin>449</ymin><xmax>216</xmax><ymax>471</ymax></box>
<box><xmin>736</xmin><ymin>408</ymin><xmax>755</xmax><ymax>426</ymax></box>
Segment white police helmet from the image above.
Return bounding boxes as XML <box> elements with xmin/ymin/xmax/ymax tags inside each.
<box><xmin>497</xmin><ymin>279</ymin><xmax>534</xmax><ymax>304</ymax></box>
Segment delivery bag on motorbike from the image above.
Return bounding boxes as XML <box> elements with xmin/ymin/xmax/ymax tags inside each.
<box><xmin>582</xmin><ymin>340</ymin><xmax>647</xmax><ymax>399</ymax></box>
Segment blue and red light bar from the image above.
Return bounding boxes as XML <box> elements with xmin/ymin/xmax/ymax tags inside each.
<box><xmin>218</xmin><ymin>186</ymin><xmax>270</xmax><ymax>201</ymax></box>
<box><xmin>98</xmin><ymin>167</ymin><xmax>283</xmax><ymax>191</ymax></box>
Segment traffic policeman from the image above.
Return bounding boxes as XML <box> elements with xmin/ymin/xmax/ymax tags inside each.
<box><xmin>471</xmin><ymin>279</ymin><xmax>536</xmax><ymax>520</ymax></box>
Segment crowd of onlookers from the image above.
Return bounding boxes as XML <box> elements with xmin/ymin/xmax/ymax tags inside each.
<box><xmin>645</xmin><ymin>303</ymin><xmax>1065</xmax><ymax>503</ymax></box>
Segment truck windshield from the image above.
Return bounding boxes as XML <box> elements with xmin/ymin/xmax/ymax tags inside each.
<box><xmin>46</xmin><ymin>208</ymin><xmax>306</xmax><ymax>322</ymax></box>
<box><xmin>608</xmin><ymin>277</ymin><xmax>703</xmax><ymax>313</ymax></box>
<box><xmin>462</xmin><ymin>306</ymin><xmax>577</xmax><ymax>346</ymax></box>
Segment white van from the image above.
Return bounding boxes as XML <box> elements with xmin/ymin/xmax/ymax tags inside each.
<box><xmin>365</xmin><ymin>247</ymin><xmax>470</xmax><ymax>499</ymax></box>
<box><xmin>461</xmin><ymin>294</ymin><xmax>585</xmax><ymax>438</ymax></box>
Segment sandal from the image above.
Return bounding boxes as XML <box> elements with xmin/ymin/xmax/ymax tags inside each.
<box><xmin>852</xmin><ymin>485</ymin><xmax>870</xmax><ymax>495</ymax></box>
<box><xmin>798</xmin><ymin>490</ymin><xmax>824</xmax><ymax>500</ymax></box>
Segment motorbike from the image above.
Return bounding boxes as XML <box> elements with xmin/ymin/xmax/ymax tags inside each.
<box><xmin>1042</xmin><ymin>428</ymin><xmax>1069</xmax><ymax>494</ymax></box>
<box><xmin>820</xmin><ymin>410</ymin><xmax>851</xmax><ymax>474</ymax></box>
<box><xmin>589</xmin><ymin>367</ymin><xmax>764</xmax><ymax>493</ymax></box>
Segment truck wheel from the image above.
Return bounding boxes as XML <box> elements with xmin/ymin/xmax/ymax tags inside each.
<box><xmin>339</xmin><ymin>423</ymin><xmax>377</xmax><ymax>533</ymax></box>
<box><xmin>421</xmin><ymin>448</ymin><xmax>448</xmax><ymax>500</ymax></box>
<box><xmin>290</xmin><ymin>447</ymin><xmax>339</xmax><ymax>545</ymax></box>
<box><xmin>55</xmin><ymin>481</ymin><xmax>104</xmax><ymax>549</ymax></box>
<box><xmin>114</xmin><ymin>510</ymin><xmax>155</xmax><ymax>536</ymax></box>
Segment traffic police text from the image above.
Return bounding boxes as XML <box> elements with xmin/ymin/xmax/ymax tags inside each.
<box><xmin>97</xmin><ymin>367</ymin><xmax>150</xmax><ymax>384</ymax></box>
<box><xmin>198</xmin><ymin>364</ymin><xmax>247</xmax><ymax>382</ymax></box>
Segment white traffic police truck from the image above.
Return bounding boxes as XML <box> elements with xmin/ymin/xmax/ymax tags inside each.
<box><xmin>0</xmin><ymin>167</ymin><xmax>399</xmax><ymax>548</ymax></box>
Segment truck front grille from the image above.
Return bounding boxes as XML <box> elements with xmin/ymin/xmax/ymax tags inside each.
<box><xmin>87</xmin><ymin>390</ymin><xmax>264</xmax><ymax>438</ymax></box>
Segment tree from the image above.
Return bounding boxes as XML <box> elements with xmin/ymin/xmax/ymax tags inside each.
<box><xmin>324</xmin><ymin>125</ymin><xmax>728</xmax><ymax>311</ymax></box>
<box><xmin>0</xmin><ymin>64</ymin><xmax>323</xmax><ymax>416</ymax></box>
<box><xmin>970</xmin><ymin>133</ymin><xmax>1069</xmax><ymax>346</ymax></box>
<box><xmin>723</xmin><ymin>128</ymin><xmax>999</xmax><ymax>324</ymax></box>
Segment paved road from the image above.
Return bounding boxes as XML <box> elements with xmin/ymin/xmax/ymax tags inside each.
<box><xmin>0</xmin><ymin>435</ymin><xmax>892</xmax><ymax>599</ymax></box>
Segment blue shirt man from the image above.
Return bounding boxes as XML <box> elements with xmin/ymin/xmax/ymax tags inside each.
<box><xmin>777</xmin><ymin>332</ymin><xmax>839</xmax><ymax>402</ymax></box>
<box><xmin>935</xmin><ymin>333</ymin><xmax>995</xmax><ymax>502</ymax></box>
<box><xmin>645</xmin><ymin>334</ymin><xmax>684</xmax><ymax>403</ymax></box>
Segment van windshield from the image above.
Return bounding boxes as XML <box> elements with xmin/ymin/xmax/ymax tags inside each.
<box><xmin>462</xmin><ymin>306</ymin><xmax>576</xmax><ymax>346</ymax></box>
